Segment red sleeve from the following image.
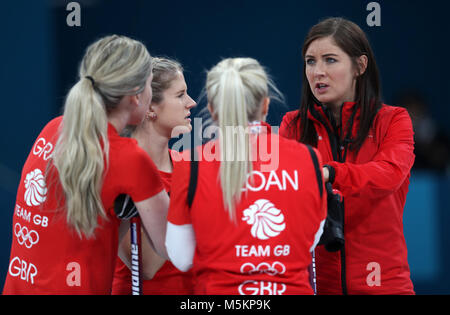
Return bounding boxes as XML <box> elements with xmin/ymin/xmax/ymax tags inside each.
<box><xmin>167</xmin><ymin>150</ymin><xmax>192</xmax><ymax>225</ymax></box>
<box><xmin>327</xmin><ymin>107</ymin><xmax>415</xmax><ymax>198</ymax></box>
<box><xmin>123</xmin><ymin>147</ymin><xmax>164</xmax><ymax>202</ymax></box>
<box><xmin>279</xmin><ymin>111</ymin><xmax>300</xmax><ymax>140</ymax></box>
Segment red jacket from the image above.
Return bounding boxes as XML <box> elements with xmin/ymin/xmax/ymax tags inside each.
<box><xmin>112</xmin><ymin>151</ymin><xmax>194</xmax><ymax>295</ymax></box>
<box><xmin>3</xmin><ymin>117</ymin><xmax>163</xmax><ymax>294</ymax></box>
<box><xmin>168</xmin><ymin>123</ymin><xmax>327</xmax><ymax>295</ymax></box>
<box><xmin>280</xmin><ymin>102</ymin><xmax>415</xmax><ymax>294</ymax></box>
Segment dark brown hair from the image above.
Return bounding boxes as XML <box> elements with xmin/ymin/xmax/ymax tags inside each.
<box><xmin>294</xmin><ymin>17</ymin><xmax>382</xmax><ymax>153</ymax></box>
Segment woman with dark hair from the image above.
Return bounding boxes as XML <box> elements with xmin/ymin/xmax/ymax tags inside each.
<box><xmin>280</xmin><ymin>17</ymin><xmax>415</xmax><ymax>294</ymax></box>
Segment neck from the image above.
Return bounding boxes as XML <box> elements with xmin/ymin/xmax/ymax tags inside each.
<box><xmin>330</xmin><ymin>104</ymin><xmax>342</xmax><ymax>124</ymax></box>
<box><xmin>134</xmin><ymin>123</ymin><xmax>171</xmax><ymax>172</ymax></box>
<box><xmin>322</xmin><ymin>102</ymin><xmax>342</xmax><ymax>126</ymax></box>
<box><xmin>107</xmin><ymin>110</ymin><xmax>131</xmax><ymax>135</ymax></box>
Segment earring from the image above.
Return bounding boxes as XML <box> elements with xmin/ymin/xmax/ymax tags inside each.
<box><xmin>147</xmin><ymin>112</ymin><xmax>156</xmax><ymax>120</ymax></box>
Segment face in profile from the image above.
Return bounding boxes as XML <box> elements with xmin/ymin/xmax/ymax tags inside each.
<box><xmin>151</xmin><ymin>71</ymin><xmax>196</xmax><ymax>137</ymax></box>
<box><xmin>304</xmin><ymin>36</ymin><xmax>360</xmax><ymax>108</ymax></box>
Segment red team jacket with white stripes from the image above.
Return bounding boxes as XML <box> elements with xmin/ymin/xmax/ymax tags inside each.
<box><xmin>280</xmin><ymin>102</ymin><xmax>415</xmax><ymax>294</ymax></box>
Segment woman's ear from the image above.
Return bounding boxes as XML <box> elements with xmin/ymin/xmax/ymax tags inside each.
<box><xmin>146</xmin><ymin>103</ymin><xmax>158</xmax><ymax>120</ymax></box>
<box><xmin>356</xmin><ymin>55</ymin><xmax>368</xmax><ymax>76</ymax></box>
<box><xmin>148</xmin><ymin>103</ymin><xmax>156</xmax><ymax>114</ymax></box>
<box><xmin>261</xmin><ymin>97</ymin><xmax>271</xmax><ymax>117</ymax></box>
<box><xmin>129</xmin><ymin>83</ymin><xmax>147</xmax><ymax>108</ymax></box>
<box><xmin>207</xmin><ymin>103</ymin><xmax>218</xmax><ymax>121</ymax></box>
<box><xmin>129</xmin><ymin>94</ymin><xmax>140</xmax><ymax>108</ymax></box>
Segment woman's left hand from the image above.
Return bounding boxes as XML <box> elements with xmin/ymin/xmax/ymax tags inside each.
<box><xmin>323</xmin><ymin>166</ymin><xmax>329</xmax><ymax>183</ymax></box>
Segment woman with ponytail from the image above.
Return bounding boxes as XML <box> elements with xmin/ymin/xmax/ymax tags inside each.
<box><xmin>3</xmin><ymin>35</ymin><xmax>169</xmax><ymax>294</ymax></box>
<box><xmin>166</xmin><ymin>57</ymin><xmax>327</xmax><ymax>295</ymax></box>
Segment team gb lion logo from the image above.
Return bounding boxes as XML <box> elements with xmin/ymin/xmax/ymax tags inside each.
<box><xmin>242</xmin><ymin>199</ymin><xmax>286</xmax><ymax>240</ymax></box>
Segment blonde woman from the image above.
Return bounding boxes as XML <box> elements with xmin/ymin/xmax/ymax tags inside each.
<box><xmin>166</xmin><ymin>57</ymin><xmax>327</xmax><ymax>295</ymax></box>
<box><xmin>112</xmin><ymin>57</ymin><xmax>196</xmax><ymax>295</ymax></box>
<box><xmin>3</xmin><ymin>35</ymin><xmax>169</xmax><ymax>294</ymax></box>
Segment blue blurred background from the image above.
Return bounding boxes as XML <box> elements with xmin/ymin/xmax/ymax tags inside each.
<box><xmin>1</xmin><ymin>0</ymin><xmax>449</xmax><ymax>294</ymax></box>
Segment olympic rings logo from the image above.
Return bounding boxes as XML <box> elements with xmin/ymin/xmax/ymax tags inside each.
<box><xmin>14</xmin><ymin>223</ymin><xmax>39</xmax><ymax>249</ymax></box>
<box><xmin>240</xmin><ymin>261</ymin><xmax>286</xmax><ymax>276</ymax></box>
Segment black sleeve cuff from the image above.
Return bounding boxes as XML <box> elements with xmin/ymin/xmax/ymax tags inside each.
<box><xmin>324</xmin><ymin>164</ymin><xmax>335</xmax><ymax>184</ymax></box>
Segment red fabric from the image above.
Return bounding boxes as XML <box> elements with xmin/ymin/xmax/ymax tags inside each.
<box><xmin>280</xmin><ymin>103</ymin><xmax>415</xmax><ymax>294</ymax></box>
<box><xmin>112</xmin><ymin>150</ymin><xmax>194</xmax><ymax>295</ymax></box>
<box><xmin>3</xmin><ymin>116</ymin><xmax>164</xmax><ymax>295</ymax></box>
<box><xmin>168</xmin><ymin>123</ymin><xmax>327</xmax><ymax>295</ymax></box>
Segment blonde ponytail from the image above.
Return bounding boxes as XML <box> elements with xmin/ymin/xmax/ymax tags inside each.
<box><xmin>219</xmin><ymin>66</ymin><xmax>250</xmax><ymax>221</ymax></box>
<box><xmin>206</xmin><ymin>58</ymin><xmax>279</xmax><ymax>221</ymax></box>
<box><xmin>52</xmin><ymin>35</ymin><xmax>152</xmax><ymax>238</ymax></box>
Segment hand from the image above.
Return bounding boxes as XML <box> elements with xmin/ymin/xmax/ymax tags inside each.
<box><xmin>323</xmin><ymin>166</ymin><xmax>329</xmax><ymax>183</ymax></box>
<box><xmin>318</xmin><ymin>182</ymin><xmax>345</xmax><ymax>252</ymax></box>
<box><xmin>114</xmin><ymin>194</ymin><xmax>138</xmax><ymax>220</ymax></box>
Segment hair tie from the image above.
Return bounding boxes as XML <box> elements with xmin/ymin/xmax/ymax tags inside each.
<box><xmin>85</xmin><ymin>76</ymin><xmax>96</xmax><ymax>87</ymax></box>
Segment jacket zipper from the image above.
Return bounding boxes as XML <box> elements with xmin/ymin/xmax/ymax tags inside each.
<box><xmin>337</xmin><ymin>105</ymin><xmax>348</xmax><ymax>296</ymax></box>
<box><xmin>336</xmin><ymin>104</ymin><xmax>357</xmax><ymax>295</ymax></box>
<box><xmin>310</xmin><ymin>103</ymin><xmax>352</xmax><ymax>295</ymax></box>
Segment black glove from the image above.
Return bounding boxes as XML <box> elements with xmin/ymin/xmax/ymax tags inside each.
<box><xmin>114</xmin><ymin>194</ymin><xmax>139</xmax><ymax>220</ymax></box>
<box><xmin>318</xmin><ymin>182</ymin><xmax>345</xmax><ymax>252</ymax></box>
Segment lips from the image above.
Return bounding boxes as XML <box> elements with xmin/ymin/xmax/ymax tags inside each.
<box><xmin>316</xmin><ymin>82</ymin><xmax>328</xmax><ymax>89</ymax></box>
<box><xmin>315</xmin><ymin>82</ymin><xmax>329</xmax><ymax>94</ymax></box>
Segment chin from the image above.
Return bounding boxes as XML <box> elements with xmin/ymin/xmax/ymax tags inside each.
<box><xmin>312</xmin><ymin>94</ymin><xmax>325</xmax><ymax>103</ymax></box>
<box><xmin>170</xmin><ymin>125</ymin><xmax>192</xmax><ymax>138</ymax></box>
<box><xmin>315</xmin><ymin>96</ymin><xmax>335</xmax><ymax>106</ymax></box>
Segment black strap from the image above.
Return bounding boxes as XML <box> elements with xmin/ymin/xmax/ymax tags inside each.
<box><xmin>309</xmin><ymin>105</ymin><xmax>340</xmax><ymax>162</ymax></box>
<box><xmin>341</xmin><ymin>105</ymin><xmax>358</xmax><ymax>162</ymax></box>
<box><xmin>187</xmin><ymin>146</ymin><xmax>198</xmax><ymax>208</ymax></box>
<box><xmin>306</xmin><ymin>145</ymin><xmax>323</xmax><ymax>198</ymax></box>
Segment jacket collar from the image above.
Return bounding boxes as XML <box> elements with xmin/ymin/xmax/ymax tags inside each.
<box><xmin>248</xmin><ymin>121</ymin><xmax>272</xmax><ymax>134</ymax></box>
<box><xmin>308</xmin><ymin>102</ymin><xmax>359</xmax><ymax>136</ymax></box>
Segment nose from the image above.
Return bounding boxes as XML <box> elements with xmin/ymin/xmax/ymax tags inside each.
<box><xmin>186</xmin><ymin>95</ymin><xmax>197</xmax><ymax>109</ymax></box>
<box><xmin>313</xmin><ymin>61</ymin><xmax>326</xmax><ymax>78</ymax></box>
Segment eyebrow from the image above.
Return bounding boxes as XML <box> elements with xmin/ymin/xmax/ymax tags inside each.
<box><xmin>305</xmin><ymin>53</ymin><xmax>339</xmax><ymax>59</ymax></box>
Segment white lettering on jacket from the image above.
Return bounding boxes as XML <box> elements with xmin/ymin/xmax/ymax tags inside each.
<box><xmin>8</xmin><ymin>256</ymin><xmax>38</xmax><ymax>284</ymax></box>
<box><xmin>32</xmin><ymin>137</ymin><xmax>54</xmax><ymax>161</ymax></box>
<box><xmin>243</xmin><ymin>170</ymin><xmax>298</xmax><ymax>192</ymax></box>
